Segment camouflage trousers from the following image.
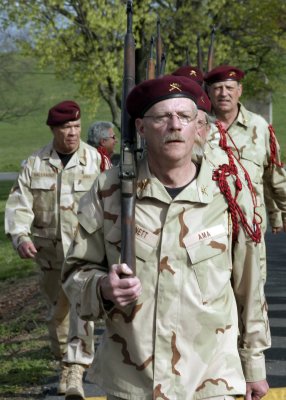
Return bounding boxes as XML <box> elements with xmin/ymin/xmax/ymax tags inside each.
<box><xmin>38</xmin><ymin>264</ymin><xmax>94</xmax><ymax>366</ymax></box>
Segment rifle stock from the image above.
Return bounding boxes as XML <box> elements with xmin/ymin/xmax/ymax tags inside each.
<box><xmin>119</xmin><ymin>0</ymin><xmax>136</xmax><ymax>275</ymax></box>
<box><xmin>146</xmin><ymin>36</ymin><xmax>155</xmax><ymax>80</ymax></box>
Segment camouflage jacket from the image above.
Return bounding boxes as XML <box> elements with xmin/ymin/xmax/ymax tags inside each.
<box><xmin>209</xmin><ymin>103</ymin><xmax>286</xmax><ymax>232</ymax></box>
<box><xmin>5</xmin><ymin>140</ymin><xmax>101</xmax><ymax>257</ymax></box>
<box><xmin>62</xmin><ymin>156</ymin><xmax>270</xmax><ymax>400</ymax></box>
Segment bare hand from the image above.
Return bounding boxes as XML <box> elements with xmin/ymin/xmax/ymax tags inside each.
<box><xmin>272</xmin><ymin>226</ymin><xmax>283</xmax><ymax>234</ymax></box>
<box><xmin>100</xmin><ymin>263</ymin><xmax>142</xmax><ymax>307</ymax></box>
<box><xmin>245</xmin><ymin>380</ymin><xmax>269</xmax><ymax>399</ymax></box>
<box><xmin>17</xmin><ymin>241</ymin><xmax>37</xmax><ymax>259</ymax></box>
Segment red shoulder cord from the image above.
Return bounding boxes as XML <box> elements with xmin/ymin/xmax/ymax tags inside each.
<box><xmin>97</xmin><ymin>146</ymin><xmax>111</xmax><ymax>172</ymax></box>
<box><xmin>268</xmin><ymin>124</ymin><xmax>284</xmax><ymax>168</ymax></box>
<box><xmin>213</xmin><ymin>120</ymin><xmax>261</xmax><ymax>243</ymax></box>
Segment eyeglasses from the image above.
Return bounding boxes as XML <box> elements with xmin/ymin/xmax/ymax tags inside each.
<box><xmin>104</xmin><ymin>135</ymin><xmax>116</xmax><ymax>140</ymax></box>
<box><xmin>196</xmin><ymin>120</ymin><xmax>209</xmax><ymax>129</ymax></box>
<box><xmin>143</xmin><ymin>111</ymin><xmax>197</xmax><ymax>126</ymax></box>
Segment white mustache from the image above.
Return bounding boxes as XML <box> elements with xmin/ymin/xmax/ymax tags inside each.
<box><xmin>163</xmin><ymin>133</ymin><xmax>186</xmax><ymax>143</ymax></box>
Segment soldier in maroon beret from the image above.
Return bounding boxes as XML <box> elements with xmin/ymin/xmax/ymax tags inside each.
<box><xmin>204</xmin><ymin>64</ymin><xmax>286</xmax><ymax>234</ymax></box>
<box><xmin>171</xmin><ymin>65</ymin><xmax>204</xmax><ymax>86</ymax></box>
<box><xmin>204</xmin><ymin>64</ymin><xmax>286</xmax><ymax>380</ymax></box>
<box><xmin>62</xmin><ymin>74</ymin><xmax>270</xmax><ymax>400</ymax></box>
<box><xmin>5</xmin><ymin>99</ymin><xmax>106</xmax><ymax>399</ymax></box>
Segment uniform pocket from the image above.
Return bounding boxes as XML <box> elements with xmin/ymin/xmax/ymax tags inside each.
<box><xmin>184</xmin><ymin>224</ymin><xmax>231</xmax><ymax>304</ymax></box>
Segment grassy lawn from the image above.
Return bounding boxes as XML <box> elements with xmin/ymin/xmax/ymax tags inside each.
<box><xmin>0</xmin><ymin>181</ymin><xmax>56</xmax><ymax>398</ymax></box>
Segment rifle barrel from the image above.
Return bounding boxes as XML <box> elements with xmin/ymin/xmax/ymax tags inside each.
<box><xmin>120</xmin><ymin>0</ymin><xmax>136</xmax><ymax>275</ymax></box>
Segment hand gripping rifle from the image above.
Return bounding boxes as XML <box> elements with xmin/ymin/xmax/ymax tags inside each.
<box><xmin>207</xmin><ymin>26</ymin><xmax>216</xmax><ymax>72</ymax></box>
<box><xmin>119</xmin><ymin>0</ymin><xmax>136</xmax><ymax>276</ymax></box>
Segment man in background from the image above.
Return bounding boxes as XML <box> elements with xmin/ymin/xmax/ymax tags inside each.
<box><xmin>204</xmin><ymin>65</ymin><xmax>286</xmax><ymax>281</ymax></box>
<box><xmin>87</xmin><ymin>120</ymin><xmax>118</xmax><ymax>170</ymax></box>
<box><xmin>5</xmin><ymin>100</ymin><xmax>102</xmax><ymax>400</ymax></box>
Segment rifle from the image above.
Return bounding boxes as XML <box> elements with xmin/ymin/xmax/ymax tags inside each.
<box><xmin>146</xmin><ymin>36</ymin><xmax>155</xmax><ymax>80</ymax></box>
<box><xmin>119</xmin><ymin>0</ymin><xmax>136</xmax><ymax>276</ymax></box>
<box><xmin>185</xmin><ymin>46</ymin><xmax>190</xmax><ymax>66</ymax></box>
<box><xmin>156</xmin><ymin>17</ymin><xmax>163</xmax><ymax>78</ymax></box>
<box><xmin>196</xmin><ymin>34</ymin><xmax>203</xmax><ymax>72</ymax></box>
<box><xmin>159</xmin><ymin>52</ymin><xmax>167</xmax><ymax>77</ymax></box>
<box><xmin>207</xmin><ymin>26</ymin><xmax>216</xmax><ymax>72</ymax></box>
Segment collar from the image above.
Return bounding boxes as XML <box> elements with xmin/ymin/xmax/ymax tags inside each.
<box><xmin>136</xmin><ymin>157</ymin><xmax>214</xmax><ymax>204</ymax></box>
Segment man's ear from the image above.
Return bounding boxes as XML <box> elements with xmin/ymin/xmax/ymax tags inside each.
<box><xmin>135</xmin><ymin>118</ymin><xmax>145</xmax><ymax>138</ymax></box>
<box><xmin>238</xmin><ymin>83</ymin><xmax>243</xmax><ymax>97</ymax></box>
<box><xmin>99</xmin><ymin>137</ymin><xmax>105</xmax><ymax>147</ymax></box>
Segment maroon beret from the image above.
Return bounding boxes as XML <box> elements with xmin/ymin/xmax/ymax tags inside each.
<box><xmin>204</xmin><ymin>65</ymin><xmax>245</xmax><ymax>85</ymax></box>
<box><xmin>126</xmin><ymin>75</ymin><xmax>203</xmax><ymax>119</ymax></box>
<box><xmin>171</xmin><ymin>65</ymin><xmax>204</xmax><ymax>86</ymax></box>
<box><xmin>46</xmin><ymin>100</ymin><xmax>81</xmax><ymax>126</ymax></box>
<box><xmin>197</xmin><ymin>91</ymin><xmax>211</xmax><ymax>113</ymax></box>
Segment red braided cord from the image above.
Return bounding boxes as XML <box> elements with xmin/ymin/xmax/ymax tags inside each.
<box><xmin>214</xmin><ymin>121</ymin><xmax>261</xmax><ymax>243</ymax></box>
<box><xmin>97</xmin><ymin>146</ymin><xmax>111</xmax><ymax>172</ymax></box>
<box><xmin>268</xmin><ymin>125</ymin><xmax>284</xmax><ymax>168</ymax></box>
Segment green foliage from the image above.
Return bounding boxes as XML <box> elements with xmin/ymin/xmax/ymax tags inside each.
<box><xmin>2</xmin><ymin>0</ymin><xmax>285</xmax><ymax>124</ymax></box>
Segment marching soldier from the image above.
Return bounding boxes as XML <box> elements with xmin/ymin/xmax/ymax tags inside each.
<box><xmin>62</xmin><ymin>76</ymin><xmax>270</xmax><ymax>400</ymax></box>
<box><xmin>204</xmin><ymin>65</ymin><xmax>286</xmax><ymax>280</ymax></box>
<box><xmin>5</xmin><ymin>100</ymin><xmax>104</xmax><ymax>399</ymax></box>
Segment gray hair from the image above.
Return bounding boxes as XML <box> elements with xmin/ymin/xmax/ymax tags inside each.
<box><xmin>87</xmin><ymin>121</ymin><xmax>114</xmax><ymax>147</ymax></box>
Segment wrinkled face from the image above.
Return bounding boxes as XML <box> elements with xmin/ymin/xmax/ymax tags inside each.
<box><xmin>192</xmin><ymin>109</ymin><xmax>210</xmax><ymax>158</ymax></box>
<box><xmin>135</xmin><ymin>97</ymin><xmax>197</xmax><ymax>164</ymax></box>
<box><xmin>51</xmin><ymin>119</ymin><xmax>81</xmax><ymax>154</ymax></box>
<box><xmin>207</xmin><ymin>80</ymin><xmax>242</xmax><ymax>114</ymax></box>
<box><xmin>101</xmin><ymin>128</ymin><xmax>117</xmax><ymax>156</ymax></box>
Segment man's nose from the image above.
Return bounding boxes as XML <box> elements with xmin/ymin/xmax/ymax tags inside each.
<box><xmin>169</xmin><ymin>114</ymin><xmax>182</xmax><ymax>129</ymax></box>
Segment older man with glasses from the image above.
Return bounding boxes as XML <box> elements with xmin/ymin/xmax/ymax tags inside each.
<box><xmin>62</xmin><ymin>75</ymin><xmax>270</xmax><ymax>400</ymax></box>
<box><xmin>87</xmin><ymin>120</ymin><xmax>118</xmax><ymax>171</ymax></box>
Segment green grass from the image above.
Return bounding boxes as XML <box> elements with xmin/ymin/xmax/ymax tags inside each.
<box><xmin>0</xmin><ymin>54</ymin><xmax>114</xmax><ymax>172</ymax></box>
<box><xmin>0</xmin><ymin>181</ymin><xmax>36</xmax><ymax>280</ymax></box>
<box><xmin>0</xmin><ymin>181</ymin><xmax>56</xmax><ymax>397</ymax></box>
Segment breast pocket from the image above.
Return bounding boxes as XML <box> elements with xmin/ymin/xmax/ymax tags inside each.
<box><xmin>240</xmin><ymin>149</ymin><xmax>262</xmax><ymax>184</ymax></box>
<box><xmin>31</xmin><ymin>175</ymin><xmax>57</xmax><ymax>236</ymax></box>
<box><xmin>184</xmin><ymin>225</ymin><xmax>232</xmax><ymax>304</ymax></box>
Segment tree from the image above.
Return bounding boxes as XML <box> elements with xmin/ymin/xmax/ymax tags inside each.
<box><xmin>1</xmin><ymin>0</ymin><xmax>286</xmax><ymax>127</ymax></box>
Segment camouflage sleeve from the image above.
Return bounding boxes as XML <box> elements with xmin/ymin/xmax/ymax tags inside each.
<box><xmin>263</xmin><ymin>126</ymin><xmax>286</xmax><ymax>215</ymax></box>
<box><xmin>231</xmin><ymin>228</ymin><xmax>271</xmax><ymax>382</ymax></box>
<box><xmin>62</xmin><ymin>178</ymin><xmax>109</xmax><ymax>321</ymax></box>
<box><xmin>4</xmin><ymin>162</ymin><xmax>35</xmax><ymax>249</ymax></box>
<box><xmin>264</xmin><ymin>185</ymin><xmax>283</xmax><ymax>228</ymax></box>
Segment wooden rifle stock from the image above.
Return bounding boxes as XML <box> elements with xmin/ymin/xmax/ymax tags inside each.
<box><xmin>207</xmin><ymin>26</ymin><xmax>216</xmax><ymax>72</ymax></box>
<box><xmin>119</xmin><ymin>0</ymin><xmax>136</xmax><ymax>275</ymax></box>
<box><xmin>146</xmin><ymin>36</ymin><xmax>155</xmax><ymax>80</ymax></box>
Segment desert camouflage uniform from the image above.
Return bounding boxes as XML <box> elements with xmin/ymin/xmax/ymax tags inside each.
<box><xmin>5</xmin><ymin>140</ymin><xmax>102</xmax><ymax>364</ymax></box>
<box><xmin>62</xmin><ymin>155</ymin><xmax>270</xmax><ymax>400</ymax></box>
<box><xmin>264</xmin><ymin>186</ymin><xmax>285</xmax><ymax>229</ymax></box>
<box><xmin>209</xmin><ymin>103</ymin><xmax>286</xmax><ymax>280</ymax></box>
